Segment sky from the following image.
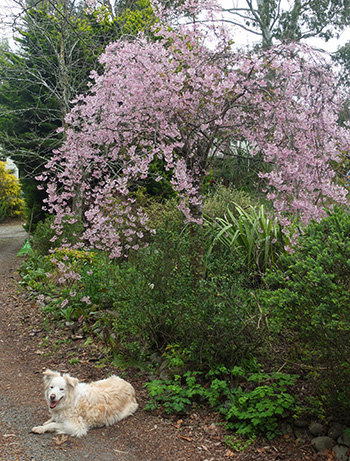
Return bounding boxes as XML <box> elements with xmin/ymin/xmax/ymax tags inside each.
<box><xmin>231</xmin><ymin>25</ymin><xmax>350</xmax><ymax>54</ymax></box>
<box><xmin>0</xmin><ymin>0</ymin><xmax>21</xmax><ymax>45</ymax></box>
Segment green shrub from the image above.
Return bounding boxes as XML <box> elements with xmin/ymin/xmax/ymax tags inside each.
<box><xmin>146</xmin><ymin>196</ymin><xmax>185</xmax><ymax>234</ymax></box>
<box><xmin>32</xmin><ymin>215</ymin><xmax>84</xmax><ymax>255</ymax></box>
<box><xmin>24</xmin><ymin>220</ymin><xmax>267</xmax><ymax>369</ymax></box>
<box><xmin>145</xmin><ymin>366</ymin><xmax>298</xmax><ymax>439</ymax></box>
<box><xmin>22</xmin><ymin>196</ymin><xmax>269</xmax><ymax>371</ymax></box>
<box><xmin>0</xmin><ymin>161</ymin><xmax>24</xmax><ymax>219</ymax></box>
<box><xmin>203</xmin><ymin>184</ymin><xmax>254</xmax><ymax>220</ymax></box>
<box><xmin>146</xmin><ymin>371</ymin><xmax>206</xmax><ymax>414</ymax></box>
<box><xmin>19</xmin><ymin>254</ymin><xmax>56</xmax><ymax>295</ymax></box>
<box><xmin>222</xmin><ymin>370</ymin><xmax>298</xmax><ymax>439</ymax></box>
<box><xmin>103</xmin><ymin>226</ymin><xmax>268</xmax><ymax>369</ymax></box>
<box><xmin>261</xmin><ymin>207</ymin><xmax>350</xmax><ymax>419</ymax></box>
<box><xmin>108</xmin><ymin>228</ymin><xmax>195</xmax><ymax>353</ymax></box>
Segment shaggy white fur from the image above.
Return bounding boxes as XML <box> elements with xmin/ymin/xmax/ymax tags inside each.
<box><xmin>31</xmin><ymin>369</ymin><xmax>138</xmax><ymax>437</ymax></box>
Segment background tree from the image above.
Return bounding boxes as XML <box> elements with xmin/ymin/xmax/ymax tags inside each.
<box><xmin>0</xmin><ymin>0</ymin><xmax>155</xmax><ymax>225</ymax></box>
<box><xmin>334</xmin><ymin>41</ymin><xmax>350</xmax><ymax>88</ymax></box>
<box><xmin>221</xmin><ymin>0</ymin><xmax>350</xmax><ymax>49</ymax></box>
<box><xmin>332</xmin><ymin>41</ymin><xmax>350</xmax><ymax>191</ymax></box>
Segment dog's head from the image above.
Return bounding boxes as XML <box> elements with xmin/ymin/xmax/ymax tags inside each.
<box><xmin>43</xmin><ymin>369</ymin><xmax>79</xmax><ymax>411</ymax></box>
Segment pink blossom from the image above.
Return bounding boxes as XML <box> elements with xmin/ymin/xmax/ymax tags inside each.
<box><xmin>61</xmin><ymin>299</ymin><xmax>69</xmax><ymax>308</ymax></box>
<box><xmin>81</xmin><ymin>296</ymin><xmax>92</xmax><ymax>304</ymax></box>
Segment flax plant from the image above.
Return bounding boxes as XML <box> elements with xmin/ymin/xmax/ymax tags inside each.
<box><xmin>205</xmin><ymin>203</ymin><xmax>290</xmax><ymax>274</ymax></box>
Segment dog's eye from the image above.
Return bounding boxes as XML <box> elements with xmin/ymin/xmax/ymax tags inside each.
<box><xmin>60</xmin><ymin>388</ymin><xmax>64</xmax><ymax>391</ymax></box>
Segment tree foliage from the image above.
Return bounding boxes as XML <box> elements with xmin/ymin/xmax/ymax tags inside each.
<box><xmin>334</xmin><ymin>41</ymin><xmax>350</xmax><ymax>88</ymax></box>
<box><xmin>0</xmin><ymin>0</ymin><xmax>155</xmax><ymax>170</ymax></box>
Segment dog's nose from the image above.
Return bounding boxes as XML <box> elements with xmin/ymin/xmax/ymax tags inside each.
<box><xmin>50</xmin><ymin>394</ymin><xmax>56</xmax><ymax>400</ymax></box>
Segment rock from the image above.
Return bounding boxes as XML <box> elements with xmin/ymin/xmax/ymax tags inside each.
<box><xmin>294</xmin><ymin>427</ymin><xmax>308</xmax><ymax>443</ymax></box>
<box><xmin>281</xmin><ymin>422</ymin><xmax>294</xmax><ymax>437</ymax></box>
<box><xmin>158</xmin><ymin>360</ymin><xmax>171</xmax><ymax>381</ymax></box>
<box><xmin>328</xmin><ymin>423</ymin><xmax>344</xmax><ymax>440</ymax></box>
<box><xmin>333</xmin><ymin>444</ymin><xmax>349</xmax><ymax>461</ymax></box>
<box><xmin>203</xmin><ymin>423</ymin><xmax>218</xmax><ymax>435</ymax></box>
<box><xmin>149</xmin><ymin>352</ymin><xmax>162</xmax><ymax>366</ymax></box>
<box><xmin>338</xmin><ymin>430</ymin><xmax>350</xmax><ymax>447</ymax></box>
<box><xmin>159</xmin><ymin>369</ymin><xmax>171</xmax><ymax>381</ymax></box>
<box><xmin>294</xmin><ymin>419</ymin><xmax>309</xmax><ymax>428</ymax></box>
<box><xmin>311</xmin><ymin>436</ymin><xmax>333</xmax><ymax>453</ymax></box>
<box><xmin>309</xmin><ymin>422</ymin><xmax>323</xmax><ymax>436</ymax></box>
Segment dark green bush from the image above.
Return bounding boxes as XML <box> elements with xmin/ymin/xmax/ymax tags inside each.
<box><xmin>26</xmin><ymin>213</ymin><xmax>267</xmax><ymax>370</ymax></box>
<box><xmin>0</xmin><ymin>201</ymin><xmax>7</xmax><ymax>222</ymax></box>
<box><xmin>21</xmin><ymin>177</ymin><xmax>47</xmax><ymax>231</ymax></box>
<box><xmin>203</xmin><ymin>184</ymin><xmax>254</xmax><ymax>220</ymax></box>
<box><xmin>32</xmin><ymin>215</ymin><xmax>84</xmax><ymax>255</ymax></box>
<box><xmin>261</xmin><ymin>207</ymin><xmax>350</xmax><ymax>418</ymax></box>
<box><xmin>106</xmin><ymin>227</ymin><xmax>267</xmax><ymax>369</ymax></box>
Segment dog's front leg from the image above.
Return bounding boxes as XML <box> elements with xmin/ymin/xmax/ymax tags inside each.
<box><xmin>32</xmin><ymin>421</ymin><xmax>64</xmax><ymax>434</ymax></box>
<box><xmin>43</xmin><ymin>418</ymin><xmax>54</xmax><ymax>426</ymax></box>
<box><xmin>32</xmin><ymin>419</ymin><xmax>87</xmax><ymax>437</ymax></box>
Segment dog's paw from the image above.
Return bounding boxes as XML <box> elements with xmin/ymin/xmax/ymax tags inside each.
<box><xmin>31</xmin><ymin>425</ymin><xmax>45</xmax><ymax>434</ymax></box>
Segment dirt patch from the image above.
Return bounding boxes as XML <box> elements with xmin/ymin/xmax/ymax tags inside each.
<box><xmin>0</xmin><ymin>220</ymin><xmax>324</xmax><ymax>460</ymax></box>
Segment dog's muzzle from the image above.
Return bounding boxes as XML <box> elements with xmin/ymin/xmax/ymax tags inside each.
<box><xmin>49</xmin><ymin>394</ymin><xmax>61</xmax><ymax>409</ymax></box>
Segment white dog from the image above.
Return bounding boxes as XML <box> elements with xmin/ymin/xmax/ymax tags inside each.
<box><xmin>31</xmin><ymin>369</ymin><xmax>138</xmax><ymax>437</ymax></box>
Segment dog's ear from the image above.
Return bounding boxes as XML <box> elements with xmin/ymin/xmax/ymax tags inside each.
<box><xmin>63</xmin><ymin>373</ymin><xmax>79</xmax><ymax>388</ymax></box>
<box><xmin>43</xmin><ymin>369</ymin><xmax>60</xmax><ymax>386</ymax></box>
<box><xmin>43</xmin><ymin>369</ymin><xmax>60</xmax><ymax>378</ymax></box>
